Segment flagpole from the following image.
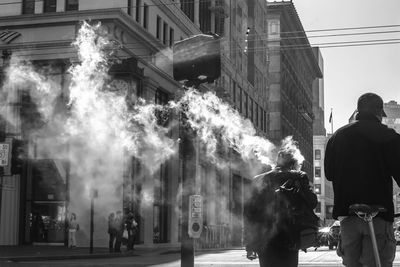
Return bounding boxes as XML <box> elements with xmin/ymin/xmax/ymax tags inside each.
<box><xmin>330</xmin><ymin>108</ymin><xmax>333</xmax><ymax>134</ymax></box>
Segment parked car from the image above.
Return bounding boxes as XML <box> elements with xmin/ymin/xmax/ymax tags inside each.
<box><xmin>393</xmin><ymin>223</ymin><xmax>400</xmax><ymax>245</ymax></box>
<box><xmin>316</xmin><ymin>220</ymin><xmax>340</xmax><ymax>250</ymax></box>
<box><xmin>394</xmin><ymin>228</ymin><xmax>400</xmax><ymax>245</ymax></box>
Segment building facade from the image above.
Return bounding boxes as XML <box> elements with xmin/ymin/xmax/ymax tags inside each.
<box><xmin>0</xmin><ymin>0</ymin><xmax>273</xmax><ymax>248</ymax></box>
<box><xmin>311</xmin><ymin>47</ymin><xmax>333</xmax><ymax>225</ymax></box>
<box><xmin>382</xmin><ymin>100</ymin><xmax>400</xmax><ymax>214</ymax></box>
<box><xmin>266</xmin><ymin>1</ymin><xmax>322</xmax><ymax>178</ymax></box>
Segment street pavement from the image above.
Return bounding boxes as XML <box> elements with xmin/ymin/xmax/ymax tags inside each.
<box><xmin>2</xmin><ymin>246</ymin><xmax>400</xmax><ymax>266</ymax></box>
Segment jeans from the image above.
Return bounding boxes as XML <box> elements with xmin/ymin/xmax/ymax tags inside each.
<box><xmin>68</xmin><ymin>229</ymin><xmax>76</xmax><ymax>247</ymax></box>
<box><xmin>338</xmin><ymin>216</ymin><xmax>396</xmax><ymax>267</ymax></box>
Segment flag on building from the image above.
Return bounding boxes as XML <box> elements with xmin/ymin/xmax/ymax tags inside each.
<box><xmin>329</xmin><ymin>110</ymin><xmax>333</xmax><ymax>123</ymax></box>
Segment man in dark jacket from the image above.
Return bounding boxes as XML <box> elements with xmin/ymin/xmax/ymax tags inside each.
<box><xmin>325</xmin><ymin>92</ymin><xmax>400</xmax><ymax>267</ymax></box>
<box><xmin>244</xmin><ymin>137</ymin><xmax>318</xmax><ymax>267</ymax></box>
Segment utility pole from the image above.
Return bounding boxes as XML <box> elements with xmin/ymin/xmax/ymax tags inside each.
<box><xmin>0</xmin><ymin>50</ymin><xmax>11</xmax><ymax>236</ymax></box>
<box><xmin>179</xmin><ymin>113</ymin><xmax>196</xmax><ymax>267</ymax></box>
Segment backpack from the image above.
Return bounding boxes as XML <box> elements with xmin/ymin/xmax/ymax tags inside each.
<box><xmin>275</xmin><ymin>176</ymin><xmax>320</xmax><ymax>251</ymax></box>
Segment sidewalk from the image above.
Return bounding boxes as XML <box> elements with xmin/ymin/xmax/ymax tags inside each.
<box><xmin>0</xmin><ymin>245</ymin><xmax>182</xmax><ymax>262</ymax></box>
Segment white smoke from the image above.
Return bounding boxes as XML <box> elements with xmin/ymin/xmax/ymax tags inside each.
<box><xmin>278</xmin><ymin>135</ymin><xmax>305</xmax><ymax>170</ymax></box>
<box><xmin>172</xmin><ymin>89</ymin><xmax>276</xmax><ymax>167</ymax></box>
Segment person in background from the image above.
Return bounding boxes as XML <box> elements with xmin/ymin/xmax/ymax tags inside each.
<box><xmin>325</xmin><ymin>92</ymin><xmax>400</xmax><ymax>267</ymax></box>
<box><xmin>67</xmin><ymin>213</ymin><xmax>79</xmax><ymax>248</ymax></box>
<box><xmin>244</xmin><ymin>137</ymin><xmax>317</xmax><ymax>267</ymax></box>
<box><xmin>108</xmin><ymin>212</ymin><xmax>116</xmax><ymax>253</ymax></box>
<box><xmin>126</xmin><ymin>212</ymin><xmax>138</xmax><ymax>251</ymax></box>
<box><xmin>113</xmin><ymin>210</ymin><xmax>125</xmax><ymax>253</ymax></box>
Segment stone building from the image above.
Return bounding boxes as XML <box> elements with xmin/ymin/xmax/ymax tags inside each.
<box><xmin>311</xmin><ymin>47</ymin><xmax>333</xmax><ymax>225</ymax></box>
<box><xmin>266</xmin><ymin>1</ymin><xmax>322</xmax><ymax>178</ymax></box>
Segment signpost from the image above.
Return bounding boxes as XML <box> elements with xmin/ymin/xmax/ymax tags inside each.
<box><xmin>0</xmin><ymin>143</ymin><xmax>8</xmax><ymax>239</ymax></box>
<box><xmin>0</xmin><ymin>143</ymin><xmax>9</xmax><ymax>166</ymax></box>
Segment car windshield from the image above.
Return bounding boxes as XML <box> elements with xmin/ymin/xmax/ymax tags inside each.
<box><xmin>331</xmin><ymin>220</ymin><xmax>340</xmax><ymax>227</ymax></box>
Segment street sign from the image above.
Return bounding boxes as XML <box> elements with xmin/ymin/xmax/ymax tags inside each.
<box><xmin>0</xmin><ymin>143</ymin><xmax>10</xmax><ymax>166</ymax></box>
<box><xmin>188</xmin><ymin>195</ymin><xmax>203</xmax><ymax>238</ymax></box>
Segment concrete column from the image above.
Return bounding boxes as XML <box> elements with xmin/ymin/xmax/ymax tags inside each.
<box><xmin>194</xmin><ymin>0</ymin><xmax>200</xmax><ymax>27</ymax></box>
<box><xmin>210</xmin><ymin>0</ymin><xmax>215</xmax><ymax>34</ymax></box>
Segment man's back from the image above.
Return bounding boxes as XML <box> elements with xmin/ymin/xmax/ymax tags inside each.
<box><xmin>325</xmin><ymin>113</ymin><xmax>400</xmax><ymax>221</ymax></box>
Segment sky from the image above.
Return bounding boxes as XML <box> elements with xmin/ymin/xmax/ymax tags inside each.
<box><xmin>293</xmin><ymin>0</ymin><xmax>400</xmax><ymax>133</ymax></box>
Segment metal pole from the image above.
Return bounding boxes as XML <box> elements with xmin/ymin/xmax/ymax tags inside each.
<box><xmin>90</xmin><ymin>196</ymin><xmax>94</xmax><ymax>254</ymax></box>
<box><xmin>180</xmin><ymin>108</ymin><xmax>196</xmax><ymax>267</ymax></box>
<box><xmin>368</xmin><ymin>219</ymin><xmax>381</xmax><ymax>267</ymax></box>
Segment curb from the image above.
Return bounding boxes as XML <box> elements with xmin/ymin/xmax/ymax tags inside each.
<box><xmin>3</xmin><ymin>252</ymin><xmax>139</xmax><ymax>262</ymax></box>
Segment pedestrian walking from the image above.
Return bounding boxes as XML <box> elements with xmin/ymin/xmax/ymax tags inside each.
<box><xmin>108</xmin><ymin>212</ymin><xmax>116</xmax><ymax>252</ymax></box>
<box><xmin>125</xmin><ymin>212</ymin><xmax>138</xmax><ymax>251</ymax></box>
<box><xmin>244</xmin><ymin>137</ymin><xmax>318</xmax><ymax>267</ymax></box>
<box><xmin>113</xmin><ymin>210</ymin><xmax>125</xmax><ymax>253</ymax></box>
<box><xmin>67</xmin><ymin>212</ymin><xmax>79</xmax><ymax>248</ymax></box>
<box><xmin>325</xmin><ymin>92</ymin><xmax>400</xmax><ymax>267</ymax></box>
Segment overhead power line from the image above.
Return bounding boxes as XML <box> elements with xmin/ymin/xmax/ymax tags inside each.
<box><xmin>0</xmin><ymin>0</ymin><xmax>399</xmax><ymax>36</ymax></box>
<box><xmin>1</xmin><ymin>26</ymin><xmax>399</xmax><ymax>52</ymax></box>
<box><xmin>8</xmin><ymin>39</ymin><xmax>400</xmax><ymax>59</ymax></box>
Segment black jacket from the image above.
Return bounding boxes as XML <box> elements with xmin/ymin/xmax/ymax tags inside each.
<box><xmin>325</xmin><ymin>113</ymin><xmax>400</xmax><ymax>222</ymax></box>
<box><xmin>244</xmin><ymin>168</ymin><xmax>317</xmax><ymax>252</ymax></box>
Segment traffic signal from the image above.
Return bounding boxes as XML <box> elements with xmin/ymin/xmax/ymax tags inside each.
<box><xmin>173</xmin><ymin>34</ymin><xmax>221</xmax><ymax>86</ymax></box>
<box><xmin>11</xmin><ymin>139</ymin><xmax>26</xmax><ymax>175</ymax></box>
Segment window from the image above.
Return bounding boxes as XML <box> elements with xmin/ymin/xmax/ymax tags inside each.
<box><xmin>22</xmin><ymin>0</ymin><xmax>34</xmax><ymax>14</ymax></box>
<box><xmin>315</xmin><ymin>149</ymin><xmax>321</xmax><ymax>160</ymax></box>
<box><xmin>264</xmin><ymin>111</ymin><xmax>267</xmax><ymax>132</ymax></box>
<box><xmin>135</xmin><ymin>0</ymin><xmax>141</xmax><ymax>22</ymax></box>
<box><xmin>143</xmin><ymin>3</ymin><xmax>148</xmax><ymax>29</ymax></box>
<box><xmin>314</xmin><ymin>184</ymin><xmax>321</xmax><ymax>195</ymax></box>
<box><xmin>315</xmin><ymin>167</ymin><xmax>321</xmax><ymax>177</ymax></box>
<box><xmin>127</xmin><ymin>0</ymin><xmax>132</xmax><ymax>15</ymax></box>
<box><xmin>43</xmin><ymin>0</ymin><xmax>56</xmax><ymax>12</ymax></box>
<box><xmin>250</xmin><ymin>99</ymin><xmax>254</xmax><ymax>122</ymax></box>
<box><xmin>169</xmin><ymin>28</ymin><xmax>174</xmax><ymax>47</ymax></box>
<box><xmin>155</xmin><ymin>89</ymin><xmax>169</xmax><ymax>105</ymax></box>
<box><xmin>156</xmin><ymin>16</ymin><xmax>161</xmax><ymax>39</ymax></box>
<box><xmin>232</xmin><ymin>81</ymin><xmax>236</xmax><ymax>104</ymax></box>
<box><xmin>315</xmin><ymin>201</ymin><xmax>321</xmax><ymax>213</ymax></box>
<box><xmin>244</xmin><ymin>92</ymin><xmax>248</xmax><ymax>118</ymax></box>
<box><xmin>256</xmin><ymin>104</ymin><xmax>259</xmax><ymax>127</ymax></box>
<box><xmin>239</xmin><ymin>87</ymin><xmax>243</xmax><ymax>113</ymax></box>
<box><xmin>163</xmin><ymin>22</ymin><xmax>168</xmax><ymax>45</ymax></box>
<box><xmin>65</xmin><ymin>0</ymin><xmax>78</xmax><ymax>11</ymax></box>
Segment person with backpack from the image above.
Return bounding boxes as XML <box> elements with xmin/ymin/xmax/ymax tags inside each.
<box><xmin>325</xmin><ymin>93</ymin><xmax>400</xmax><ymax>267</ymax></box>
<box><xmin>244</xmin><ymin>137</ymin><xmax>318</xmax><ymax>267</ymax></box>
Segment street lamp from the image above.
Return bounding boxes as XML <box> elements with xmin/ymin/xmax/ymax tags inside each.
<box><xmin>173</xmin><ymin>34</ymin><xmax>221</xmax><ymax>267</ymax></box>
